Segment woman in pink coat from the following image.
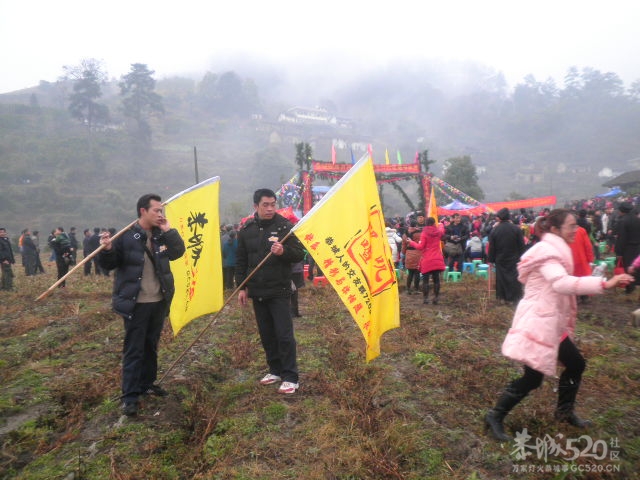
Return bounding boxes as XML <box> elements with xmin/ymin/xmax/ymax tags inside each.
<box><xmin>485</xmin><ymin>209</ymin><xmax>633</xmax><ymax>441</ymax></box>
<box><xmin>408</xmin><ymin>217</ymin><xmax>445</xmax><ymax>304</ymax></box>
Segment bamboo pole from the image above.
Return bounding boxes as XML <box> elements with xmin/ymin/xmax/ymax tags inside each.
<box><xmin>35</xmin><ymin>219</ymin><xmax>138</xmax><ymax>302</ymax></box>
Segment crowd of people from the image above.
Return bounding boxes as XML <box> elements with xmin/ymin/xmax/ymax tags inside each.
<box><xmin>381</xmin><ymin>194</ymin><xmax>640</xmax><ymax>306</ymax></box>
<box><xmin>0</xmin><ymin>225</ymin><xmax>120</xmax><ymax>291</ymax></box>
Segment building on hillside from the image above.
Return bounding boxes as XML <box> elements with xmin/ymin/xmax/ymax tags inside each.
<box><xmin>603</xmin><ymin>169</ymin><xmax>640</xmax><ymax>190</ymax></box>
<box><xmin>278</xmin><ymin>106</ymin><xmax>336</xmax><ymax>125</ymax></box>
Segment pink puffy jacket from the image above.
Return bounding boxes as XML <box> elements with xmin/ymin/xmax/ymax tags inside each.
<box><xmin>501</xmin><ymin>232</ymin><xmax>604</xmax><ymax>376</ymax></box>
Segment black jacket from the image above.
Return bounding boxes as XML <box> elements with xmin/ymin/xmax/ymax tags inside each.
<box><xmin>235</xmin><ymin>213</ymin><xmax>304</xmax><ymax>298</ymax></box>
<box><xmin>98</xmin><ymin>223</ymin><xmax>185</xmax><ymax>319</ymax></box>
<box><xmin>0</xmin><ymin>237</ymin><xmax>15</xmax><ymax>264</ymax></box>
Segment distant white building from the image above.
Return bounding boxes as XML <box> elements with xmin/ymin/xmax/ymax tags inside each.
<box><xmin>278</xmin><ymin>106</ymin><xmax>336</xmax><ymax>125</ymax></box>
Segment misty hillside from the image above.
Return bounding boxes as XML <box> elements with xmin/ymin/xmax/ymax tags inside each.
<box><xmin>1</xmin><ymin>60</ymin><xmax>640</xmax><ymax>237</ymax></box>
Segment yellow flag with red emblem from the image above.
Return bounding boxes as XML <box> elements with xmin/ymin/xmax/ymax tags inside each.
<box><xmin>164</xmin><ymin>176</ymin><xmax>224</xmax><ymax>335</ymax></box>
<box><xmin>291</xmin><ymin>156</ymin><xmax>400</xmax><ymax>361</ymax></box>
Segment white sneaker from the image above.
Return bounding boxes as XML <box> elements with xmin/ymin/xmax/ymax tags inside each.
<box><xmin>259</xmin><ymin>374</ymin><xmax>281</xmax><ymax>385</ymax></box>
<box><xmin>277</xmin><ymin>381</ymin><xmax>299</xmax><ymax>394</ymax></box>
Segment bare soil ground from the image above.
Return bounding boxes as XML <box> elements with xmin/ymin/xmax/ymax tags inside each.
<box><xmin>1</xmin><ymin>264</ymin><xmax>639</xmax><ymax>479</ymax></box>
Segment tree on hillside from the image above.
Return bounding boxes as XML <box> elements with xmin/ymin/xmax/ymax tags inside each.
<box><xmin>64</xmin><ymin>59</ymin><xmax>109</xmax><ymax>129</ymax></box>
<box><xmin>195</xmin><ymin>71</ymin><xmax>260</xmax><ymax>118</ymax></box>
<box><xmin>119</xmin><ymin>63</ymin><xmax>164</xmax><ymax>145</ymax></box>
<box><xmin>442</xmin><ymin>155</ymin><xmax>484</xmax><ymax>201</ymax></box>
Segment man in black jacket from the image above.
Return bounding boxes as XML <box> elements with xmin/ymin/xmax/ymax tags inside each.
<box><xmin>488</xmin><ymin>208</ymin><xmax>526</xmax><ymax>304</ymax></box>
<box><xmin>99</xmin><ymin>194</ymin><xmax>185</xmax><ymax>416</ymax></box>
<box><xmin>236</xmin><ymin>188</ymin><xmax>305</xmax><ymax>394</ymax></box>
<box><xmin>0</xmin><ymin>227</ymin><xmax>15</xmax><ymax>291</ymax></box>
<box><xmin>614</xmin><ymin>202</ymin><xmax>640</xmax><ymax>294</ymax></box>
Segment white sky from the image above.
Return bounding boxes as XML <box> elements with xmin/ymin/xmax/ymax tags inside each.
<box><xmin>1</xmin><ymin>0</ymin><xmax>639</xmax><ymax>94</ymax></box>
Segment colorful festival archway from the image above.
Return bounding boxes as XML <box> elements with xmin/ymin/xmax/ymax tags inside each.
<box><xmin>277</xmin><ymin>158</ymin><xmax>556</xmax><ymax>217</ymax></box>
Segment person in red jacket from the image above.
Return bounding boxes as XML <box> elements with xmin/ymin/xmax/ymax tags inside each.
<box><xmin>570</xmin><ymin>225</ymin><xmax>595</xmax><ymax>304</ymax></box>
<box><xmin>408</xmin><ymin>217</ymin><xmax>446</xmax><ymax>304</ymax></box>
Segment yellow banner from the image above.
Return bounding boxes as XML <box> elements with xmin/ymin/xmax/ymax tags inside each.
<box><xmin>427</xmin><ymin>186</ymin><xmax>439</xmax><ymax>226</ymax></box>
<box><xmin>292</xmin><ymin>157</ymin><xmax>400</xmax><ymax>361</ymax></box>
<box><xmin>164</xmin><ymin>177</ymin><xmax>224</xmax><ymax>334</ymax></box>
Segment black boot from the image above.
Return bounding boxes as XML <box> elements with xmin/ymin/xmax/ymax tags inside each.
<box><xmin>422</xmin><ymin>283</ymin><xmax>430</xmax><ymax>304</ymax></box>
<box><xmin>432</xmin><ymin>283</ymin><xmax>440</xmax><ymax>305</ymax></box>
<box><xmin>485</xmin><ymin>385</ymin><xmax>527</xmax><ymax>441</ymax></box>
<box><xmin>555</xmin><ymin>378</ymin><xmax>591</xmax><ymax>428</ymax></box>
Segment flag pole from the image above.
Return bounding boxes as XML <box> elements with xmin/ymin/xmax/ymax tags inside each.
<box><xmin>35</xmin><ymin>219</ymin><xmax>138</xmax><ymax>302</ymax></box>
<box><xmin>158</xmin><ymin>230</ymin><xmax>294</xmax><ymax>384</ymax></box>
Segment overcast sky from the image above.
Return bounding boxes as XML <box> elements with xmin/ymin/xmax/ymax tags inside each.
<box><xmin>1</xmin><ymin>0</ymin><xmax>639</xmax><ymax>94</ymax></box>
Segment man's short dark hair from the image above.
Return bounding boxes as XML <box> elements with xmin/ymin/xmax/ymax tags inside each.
<box><xmin>93</xmin><ymin>227</ymin><xmax>100</xmax><ymax>234</ymax></box>
<box><xmin>253</xmin><ymin>188</ymin><xmax>276</xmax><ymax>205</ymax></box>
<box><xmin>136</xmin><ymin>194</ymin><xmax>162</xmax><ymax>218</ymax></box>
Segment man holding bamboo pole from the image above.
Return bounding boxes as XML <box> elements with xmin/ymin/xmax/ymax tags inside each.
<box><xmin>99</xmin><ymin>194</ymin><xmax>185</xmax><ymax>417</ymax></box>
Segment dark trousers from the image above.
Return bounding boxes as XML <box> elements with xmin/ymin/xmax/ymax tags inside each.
<box><xmin>406</xmin><ymin>269</ymin><xmax>420</xmax><ymax>290</ymax></box>
<box><xmin>252</xmin><ymin>295</ymin><xmax>298</xmax><ymax>383</ymax></box>
<box><xmin>510</xmin><ymin>337</ymin><xmax>586</xmax><ymax>395</ymax></box>
<box><xmin>121</xmin><ymin>301</ymin><xmax>166</xmax><ymax>403</ymax></box>
<box><xmin>222</xmin><ymin>266</ymin><xmax>235</xmax><ymax>289</ymax></box>
<box><xmin>84</xmin><ymin>256</ymin><xmax>93</xmax><ymax>275</ymax></box>
<box><xmin>35</xmin><ymin>254</ymin><xmax>45</xmax><ymax>273</ymax></box>
<box><xmin>421</xmin><ymin>271</ymin><xmax>441</xmax><ymax>294</ymax></box>
<box><xmin>55</xmin><ymin>257</ymin><xmax>69</xmax><ymax>287</ymax></box>
<box><xmin>447</xmin><ymin>252</ymin><xmax>464</xmax><ymax>273</ymax></box>
<box><xmin>1</xmin><ymin>263</ymin><xmax>13</xmax><ymax>290</ymax></box>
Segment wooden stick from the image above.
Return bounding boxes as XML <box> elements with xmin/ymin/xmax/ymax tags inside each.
<box><xmin>35</xmin><ymin>219</ymin><xmax>138</xmax><ymax>302</ymax></box>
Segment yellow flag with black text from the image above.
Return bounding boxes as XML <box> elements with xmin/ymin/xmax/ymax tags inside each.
<box><xmin>292</xmin><ymin>156</ymin><xmax>400</xmax><ymax>361</ymax></box>
<box><xmin>164</xmin><ymin>177</ymin><xmax>224</xmax><ymax>334</ymax></box>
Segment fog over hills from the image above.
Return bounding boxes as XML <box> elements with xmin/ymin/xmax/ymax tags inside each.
<box><xmin>1</xmin><ymin>58</ymin><xmax>639</xmax><ymax>237</ymax></box>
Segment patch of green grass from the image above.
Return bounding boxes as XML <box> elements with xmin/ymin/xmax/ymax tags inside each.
<box><xmin>412</xmin><ymin>351</ymin><xmax>440</xmax><ymax>369</ymax></box>
<box><xmin>262</xmin><ymin>401</ymin><xmax>287</xmax><ymax>424</ymax></box>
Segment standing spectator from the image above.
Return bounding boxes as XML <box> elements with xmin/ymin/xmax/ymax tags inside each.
<box><xmin>32</xmin><ymin>231</ymin><xmax>45</xmax><ymax>274</ymax></box>
<box><xmin>22</xmin><ymin>228</ymin><xmax>38</xmax><ymax>276</ymax></box>
<box><xmin>47</xmin><ymin>229</ymin><xmax>57</xmax><ymax>262</ymax></box>
<box><xmin>88</xmin><ymin>228</ymin><xmax>104</xmax><ymax>275</ymax></box>
<box><xmin>402</xmin><ymin>214</ymin><xmax>424</xmax><ymax>294</ymax></box>
<box><xmin>82</xmin><ymin>229</ymin><xmax>93</xmax><ymax>275</ymax></box>
<box><xmin>484</xmin><ymin>209</ymin><xmax>633</xmax><ymax>441</ymax></box>
<box><xmin>408</xmin><ymin>217</ymin><xmax>446</xmax><ymax>304</ymax></box>
<box><xmin>386</xmin><ymin>226</ymin><xmax>402</xmax><ymax>268</ymax></box>
<box><xmin>488</xmin><ymin>208</ymin><xmax>525</xmax><ymax>304</ymax></box>
<box><xmin>0</xmin><ymin>227</ymin><xmax>15</xmax><ymax>291</ymax></box>
<box><xmin>570</xmin><ymin>226</ymin><xmax>595</xmax><ymax>304</ymax></box>
<box><xmin>49</xmin><ymin>227</ymin><xmax>73</xmax><ymax>288</ymax></box>
<box><xmin>444</xmin><ymin>213</ymin><xmax>469</xmax><ymax>275</ymax></box>
<box><xmin>235</xmin><ymin>188</ymin><xmax>305</xmax><ymax>395</ymax></box>
<box><xmin>99</xmin><ymin>193</ymin><xmax>186</xmax><ymax>417</ymax></box>
<box><xmin>68</xmin><ymin>227</ymin><xmax>78</xmax><ymax>265</ymax></box>
<box><xmin>221</xmin><ymin>230</ymin><xmax>238</xmax><ymax>290</ymax></box>
<box><xmin>614</xmin><ymin>202</ymin><xmax>640</xmax><ymax>294</ymax></box>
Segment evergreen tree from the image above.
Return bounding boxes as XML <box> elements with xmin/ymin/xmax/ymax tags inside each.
<box><xmin>442</xmin><ymin>155</ymin><xmax>484</xmax><ymax>201</ymax></box>
<box><xmin>65</xmin><ymin>59</ymin><xmax>109</xmax><ymax>129</ymax></box>
<box><xmin>119</xmin><ymin>63</ymin><xmax>164</xmax><ymax>145</ymax></box>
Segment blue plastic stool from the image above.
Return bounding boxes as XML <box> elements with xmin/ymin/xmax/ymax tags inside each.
<box><xmin>462</xmin><ymin>262</ymin><xmax>475</xmax><ymax>274</ymax></box>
